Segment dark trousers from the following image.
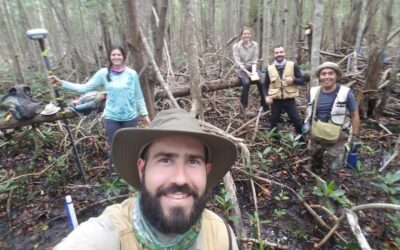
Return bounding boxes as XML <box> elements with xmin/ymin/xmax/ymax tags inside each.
<box><xmin>270</xmin><ymin>98</ymin><xmax>303</xmax><ymax>134</ymax></box>
<box><xmin>104</xmin><ymin>118</ymin><xmax>139</xmax><ymax>168</ymax></box>
<box><xmin>239</xmin><ymin>68</ymin><xmax>268</xmax><ymax>109</ymax></box>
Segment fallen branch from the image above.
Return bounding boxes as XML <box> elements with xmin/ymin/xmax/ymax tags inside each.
<box><xmin>250</xmin><ymin>179</ymin><xmax>261</xmax><ymax>240</ymax></box>
<box><xmin>315</xmin><ymin>203</ymin><xmax>400</xmax><ymax>248</ymax></box>
<box><xmin>231</xmin><ymin>112</ymin><xmax>268</xmax><ymax>136</ymax></box>
<box><xmin>378</xmin><ymin>123</ymin><xmax>393</xmax><ymax>134</ymax></box>
<box><xmin>345</xmin><ymin>209</ymin><xmax>372</xmax><ymax>250</ymax></box>
<box><xmin>314</xmin><ymin>215</ymin><xmax>344</xmax><ymax>249</ymax></box>
<box><xmin>310</xmin><ymin>204</ymin><xmax>339</xmax><ymax>222</ymax></box>
<box><xmin>198</xmin><ymin>118</ymin><xmax>247</xmax><ymax>242</ymax></box>
<box><xmin>0</xmin><ymin>163</ymin><xmax>54</xmax><ymax>186</ymax></box>
<box><xmin>223</xmin><ymin>172</ymin><xmax>247</xmax><ymax>242</ymax></box>
<box><xmin>198</xmin><ymin>119</ymin><xmax>244</xmax><ymax>144</ymax></box>
<box><xmin>0</xmin><ymin>109</ymin><xmax>78</xmax><ymax>130</ymax></box>
<box><xmin>239</xmin><ymin>237</ymin><xmax>289</xmax><ymax>249</ymax></box>
<box><xmin>139</xmin><ymin>26</ymin><xmax>179</xmax><ymax>108</ymax></box>
<box><xmin>351</xmin><ymin>203</ymin><xmax>400</xmax><ymax>211</ymax></box>
<box><xmin>154</xmin><ymin>77</ymin><xmax>241</xmax><ymax>99</ymax></box>
<box><xmin>251</xmin><ymin>107</ymin><xmax>264</xmax><ymax>143</ymax></box>
<box><xmin>379</xmin><ymin>134</ymin><xmax>400</xmax><ymax>172</ymax></box>
<box><xmin>236</xmin><ymin>167</ymin><xmax>348</xmax><ymax>243</ymax></box>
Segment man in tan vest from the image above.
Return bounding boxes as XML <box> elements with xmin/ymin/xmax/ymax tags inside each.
<box><xmin>264</xmin><ymin>45</ymin><xmax>304</xmax><ymax>135</ymax></box>
<box><xmin>55</xmin><ymin>109</ymin><xmax>239</xmax><ymax>249</ymax></box>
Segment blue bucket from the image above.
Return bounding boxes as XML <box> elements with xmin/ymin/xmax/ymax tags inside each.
<box><xmin>346</xmin><ymin>152</ymin><xmax>358</xmax><ymax>169</ymax></box>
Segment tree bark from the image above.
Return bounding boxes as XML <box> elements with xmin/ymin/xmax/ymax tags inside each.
<box><xmin>282</xmin><ymin>0</ymin><xmax>288</xmax><ymax>51</ymax></box>
<box><xmin>295</xmin><ymin>0</ymin><xmax>304</xmax><ymax>63</ymax></box>
<box><xmin>352</xmin><ymin>0</ymin><xmax>368</xmax><ymax>72</ymax></box>
<box><xmin>287</xmin><ymin>0</ymin><xmax>297</xmax><ymax>58</ymax></box>
<box><xmin>182</xmin><ymin>0</ymin><xmax>203</xmax><ymax>118</ymax></box>
<box><xmin>139</xmin><ymin>27</ymin><xmax>179</xmax><ymax>108</ymax></box>
<box><xmin>323</xmin><ymin>0</ymin><xmax>337</xmax><ymax>51</ymax></box>
<box><xmin>261</xmin><ymin>0</ymin><xmax>270</xmax><ymax>66</ymax></box>
<box><xmin>274</xmin><ymin>0</ymin><xmax>285</xmax><ymax>46</ymax></box>
<box><xmin>110</xmin><ymin>0</ymin><xmax>128</xmax><ymax>50</ymax></box>
<box><xmin>1</xmin><ymin>1</ymin><xmax>25</xmax><ymax>84</ymax></box>
<box><xmin>374</xmin><ymin>45</ymin><xmax>399</xmax><ymax>118</ymax></box>
<box><xmin>99</xmin><ymin>9</ymin><xmax>112</xmax><ymax>52</ymax></box>
<box><xmin>310</xmin><ymin>0</ymin><xmax>324</xmax><ymax>86</ymax></box>
<box><xmin>365</xmin><ymin>0</ymin><xmax>393</xmax><ymax>91</ymax></box>
<box><xmin>35</xmin><ymin>0</ymin><xmax>45</xmax><ymax>28</ymax></box>
<box><xmin>341</xmin><ymin>0</ymin><xmax>362</xmax><ymax>52</ymax></box>
<box><xmin>16</xmin><ymin>0</ymin><xmax>37</xmax><ymax>69</ymax></box>
<box><xmin>125</xmin><ymin>0</ymin><xmax>155</xmax><ymax>118</ymax></box>
<box><xmin>46</xmin><ymin>0</ymin><xmax>64</xmax><ymax>62</ymax></box>
<box><xmin>371</xmin><ymin>0</ymin><xmax>395</xmax><ymax>119</ymax></box>
<box><xmin>210</xmin><ymin>0</ymin><xmax>216</xmax><ymax>49</ymax></box>
<box><xmin>239</xmin><ymin>0</ymin><xmax>245</xmax><ymax>30</ymax></box>
<box><xmin>50</xmin><ymin>0</ymin><xmax>87</xmax><ymax>77</ymax></box>
<box><xmin>222</xmin><ymin>0</ymin><xmax>234</xmax><ymax>45</ymax></box>
<box><xmin>155</xmin><ymin>77</ymin><xmax>241</xmax><ymax>99</ymax></box>
<box><xmin>152</xmin><ymin>1</ymin><xmax>168</xmax><ymax>66</ymax></box>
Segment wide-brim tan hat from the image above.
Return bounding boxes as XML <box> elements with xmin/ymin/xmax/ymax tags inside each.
<box><xmin>40</xmin><ymin>103</ymin><xmax>60</xmax><ymax>115</ymax></box>
<box><xmin>112</xmin><ymin>108</ymin><xmax>237</xmax><ymax>190</ymax></box>
<box><xmin>315</xmin><ymin>62</ymin><xmax>343</xmax><ymax>79</ymax></box>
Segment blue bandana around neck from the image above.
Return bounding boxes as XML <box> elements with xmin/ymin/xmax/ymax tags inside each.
<box><xmin>132</xmin><ymin>193</ymin><xmax>201</xmax><ymax>250</ymax></box>
<box><xmin>274</xmin><ymin>59</ymin><xmax>287</xmax><ymax>70</ymax></box>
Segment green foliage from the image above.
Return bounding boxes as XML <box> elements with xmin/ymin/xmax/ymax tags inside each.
<box><xmin>351</xmin><ymin>161</ymin><xmax>363</xmax><ymax>174</ymax></box>
<box><xmin>214</xmin><ymin>187</ymin><xmax>238</xmax><ymax>223</ymax></box>
<box><xmin>298</xmin><ymin>188</ymin><xmax>305</xmax><ymax>199</ymax></box>
<box><xmin>101</xmin><ymin>176</ymin><xmax>126</xmax><ymax>197</ymax></box>
<box><xmin>371</xmin><ymin>170</ymin><xmax>400</xmax><ymax>246</ymax></box>
<box><xmin>371</xmin><ymin>170</ymin><xmax>400</xmax><ymax>204</ymax></box>
<box><xmin>299</xmin><ymin>63</ymin><xmax>311</xmax><ymax>71</ymax></box>
<box><xmin>263</xmin><ymin>127</ymin><xmax>278</xmax><ymax>141</ymax></box>
<box><xmin>338</xmin><ymin>241</ymin><xmax>362</xmax><ymax>250</ymax></box>
<box><xmin>272</xmin><ymin>208</ymin><xmax>286</xmax><ymax>218</ymax></box>
<box><xmin>362</xmin><ymin>144</ymin><xmax>377</xmax><ymax>154</ymax></box>
<box><xmin>313</xmin><ymin>179</ymin><xmax>349</xmax><ymax>211</ymax></box>
<box><xmin>256</xmin><ymin>146</ymin><xmax>272</xmax><ymax>165</ymax></box>
<box><xmin>395</xmin><ymin>237</ymin><xmax>400</xmax><ymax>248</ymax></box>
<box><xmin>43</xmin><ymin>156</ymin><xmax>70</xmax><ymax>194</ymax></box>
<box><xmin>280</xmin><ymin>133</ymin><xmax>305</xmax><ymax>149</ymax></box>
<box><xmin>256</xmin><ymin>145</ymin><xmax>285</xmax><ymax>171</ymax></box>
<box><xmin>246</xmin><ymin>211</ymin><xmax>271</xmax><ymax>238</ymax></box>
<box><xmin>224</xmin><ymin>88</ymin><xmax>236</xmax><ymax>97</ymax></box>
<box><xmin>386</xmin><ymin>212</ymin><xmax>400</xmax><ymax>236</ymax></box>
<box><xmin>0</xmin><ymin>180</ymin><xmax>15</xmax><ymax>192</ymax></box>
<box><xmin>0</xmin><ymin>178</ymin><xmax>17</xmax><ymax>200</ymax></box>
<box><xmin>274</xmin><ymin>189</ymin><xmax>289</xmax><ymax>202</ymax></box>
<box><xmin>293</xmin><ymin>229</ymin><xmax>308</xmax><ymax>241</ymax></box>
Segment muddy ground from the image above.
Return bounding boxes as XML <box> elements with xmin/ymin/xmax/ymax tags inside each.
<box><xmin>0</xmin><ymin>88</ymin><xmax>399</xmax><ymax>250</ymax></box>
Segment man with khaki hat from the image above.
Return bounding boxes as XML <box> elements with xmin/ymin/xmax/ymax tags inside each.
<box><xmin>55</xmin><ymin>108</ymin><xmax>239</xmax><ymax>249</ymax></box>
<box><xmin>304</xmin><ymin>62</ymin><xmax>360</xmax><ymax>184</ymax></box>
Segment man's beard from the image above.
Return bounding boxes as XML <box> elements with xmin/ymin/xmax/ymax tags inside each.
<box><xmin>140</xmin><ymin>180</ymin><xmax>209</xmax><ymax>234</ymax></box>
<box><xmin>275</xmin><ymin>56</ymin><xmax>284</xmax><ymax>63</ymax></box>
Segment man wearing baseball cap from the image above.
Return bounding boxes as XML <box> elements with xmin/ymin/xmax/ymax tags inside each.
<box><xmin>55</xmin><ymin>108</ymin><xmax>239</xmax><ymax>249</ymax></box>
<box><xmin>304</xmin><ymin>62</ymin><xmax>360</xmax><ymax>184</ymax></box>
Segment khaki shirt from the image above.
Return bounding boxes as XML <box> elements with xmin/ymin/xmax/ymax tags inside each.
<box><xmin>232</xmin><ymin>40</ymin><xmax>259</xmax><ymax>69</ymax></box>
<box><xmin>54</xmin><ymin>199</ymin><xmax>239</xmax><ymax>250</ymax></box>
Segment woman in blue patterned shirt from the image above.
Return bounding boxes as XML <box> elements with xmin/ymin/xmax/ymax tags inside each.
<box><xmin>49</xmin><ymin>45</ymin><xmax>151</xmax><ymax>175</ymax></box>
